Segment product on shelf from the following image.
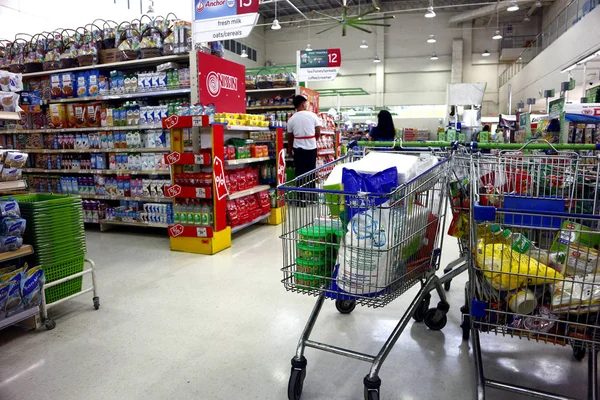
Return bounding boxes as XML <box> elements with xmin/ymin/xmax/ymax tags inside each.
<box><xmin>225</xmin><ymin>167</ymin><xmax>259</xmax><ymax>194</ymax></box>
<box><xmin>0</xmin><ymin>199</ymin><xmax>25</xmax><ymax>255</ymax></box>
<box><xmin>402</xmin><ymin>128</ymin><xmax>429</xmax><ymax>141</ymax></box>
<box><xmin>104</xmin><ymin>201</ymin><xmax>172</xmax><ymax>225</ymax></box>
<box><xmin>214</xmin><ymin>113</ymin><xmax>269</xmax><ymax>128</ymax></box>
<box><xmin>173</xmin><ymin>199</ymin><xmax>213</xmax><ymax>226</ymax></box>
<box><xmin>0</xmin><ymin>150</ymin><xmax>27</xmax><ymax>182</ymax></box>
<box><xmin>226</xmin><ymin>191</ymin><xmax>271</xmax><ymax>228</ymax></box>
<box><xmin>246</xmin><ymin>95</ymin><xmax>293</xmax><ymax>108</ymax></box>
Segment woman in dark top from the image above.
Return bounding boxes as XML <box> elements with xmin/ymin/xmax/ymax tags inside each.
<box><xmin>368</xmin><ymin>110</ymin><xmax>396</xmax><ymax>141</ymax></box>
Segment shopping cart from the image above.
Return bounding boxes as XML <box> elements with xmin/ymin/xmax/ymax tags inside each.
<box><xmin>279</xmin><ymin>150</ymin><xmax>450</xmax><ymax>399</ymax></box>
<box><xmin>467</xmin><ymin>140</ymin><xmax>600</xmax><ymax>399</ymax></box>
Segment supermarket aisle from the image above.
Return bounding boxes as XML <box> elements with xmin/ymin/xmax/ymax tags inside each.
<box><xmin>0</xmin><ymin>225</ymin><xmax>591</xmax><ymax>400</ymax></box>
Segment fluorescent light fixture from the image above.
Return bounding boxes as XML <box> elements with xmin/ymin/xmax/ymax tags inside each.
<box><xmin>493</xmin><ymin>30</ymin><xmax>503</xmax><ymax>40</ymax></box>
<box><xmin>425</xmin><ymin>6</ymin><xmax>436</xmax><ymax>18</ymax></box>
<box><xmin>482</xmin><ymin>49</ymin><xmax>490</xmax><ymax>57</ymax></box>
<box><xmin>305</xmin><ymin>44</ymin><xmax>311</xmax><ymax>51</ymax></box>
<box><xmin>360</xmin><ymin>40</ymin><xmax>369</xmax><ymax>49</ymax></box>
<box><xmin>507</xmin><ymin>1</ymin><xmax>519</xmax><ymax>12</ymax></box>
<box><xmin>373</xmin><ymin>55</ymin><xmax>381</xmax><ymax>63</ymax></box>
<box><xmin>427</xmin><ymin>34</ymin><xmax>436</xmax><ymax>44</ymax></box>
<box><xmin>271</xmin><ymin>19</ymin><xmax>281</xmax><ymax>30</ymax></box>
<box><xmin>430</xmin><ymin>52</ymin><xmax>439</xmax><ymax>60</ymax></box>
<box><xmin>577</xmin><ymin>52</ymin><xmax>599</xmax><ymax>64</ymax></box>
<box><xmin>561</xmin><ymin>64</ymin><xmax>577</xmax><ymax>73</ymax></box>
<box><xmin>524</xmin><ymin>16</ymin><xmax>531</xmax><ymax>21</ymax></box>
<box><xmin>240</xmin><ymin>50</ymin><xmax>248</xmax><ymax>58</ymax></box>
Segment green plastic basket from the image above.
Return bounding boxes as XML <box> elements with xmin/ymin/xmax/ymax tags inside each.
<box><xmin>4</xmin><ymin>193</ymin><xmax>81</xmax><ymax>207</ymax></box>
<box><xmin>43</xmin><ymin>255</ymin><xmax>85</xmax><ymax>304</ymax></box>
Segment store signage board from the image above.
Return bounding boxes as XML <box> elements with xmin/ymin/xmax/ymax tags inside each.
<box><xmin>296</xmin><ymin>49</ymin><xmax>341</xmax><ymax>82</ymax></box>
<box><xmin>193</xmin><ymin>0</ymin><xmax>259</xmax><ymax>43</ymax></box>
<box><xmin>300</xmin><ymin>87</ymin><xmax>320</xmax><ymax>113</ymax></box>
<box><xmin>198</xmin><ymin>52</ymin><xmax>246</xmax><ymax>113</ymax></box>
<box><xmin>549</xmin><ymin>98</ymin><xmax>565</xmax><ymax>119</ymax></box>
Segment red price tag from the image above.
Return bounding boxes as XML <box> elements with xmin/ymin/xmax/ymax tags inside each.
<box><xmin>169</xmin><ymin>224</ymin><xmax>184</xmax><ymax>237</ymax></box>
<box><xmin>213</xmin><ymin>156</ymin><xmax>229</xmax><ymax>200</ymax></box>
<box><xmin>166</xmin><ymin>152</ymin><xmax>181</xmax><ymax>165</ymax></box>
<box><xmin>164</xmin><ymin>115</ymin><xmax>179</xmax><ymax>129</ymax></box>
<box><xmin>166</xmin><ymin>185</ymin><xmax>182</xmax><ymax>198</ymax></box>
<box><xmin>327</xmin><ymin>49</ymin><xmax>341</xmax><ymax>67</ymax></box>
<box><xmin>278</xmin><ymin>149</ymin><xmax>286</xmax><ymax>185</ymax></box>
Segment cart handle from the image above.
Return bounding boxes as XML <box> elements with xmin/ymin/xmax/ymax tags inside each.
<box><xmin>355</xmin><ymin>140</ymin><xmax>600</xmax><ymax>151</ymax></box>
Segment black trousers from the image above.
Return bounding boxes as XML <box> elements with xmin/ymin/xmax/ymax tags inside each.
<box><xmin>293</xmin><ymin>147</ymin><xmax>317</xmax><ymax>202</ymax></box>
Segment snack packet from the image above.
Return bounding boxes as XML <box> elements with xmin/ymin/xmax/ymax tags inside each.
<box><xmin>3</xmin><ymin>271</ymin><xmax>22</xmax><ymax>316</ymax></box>
<box><xmin>0</xmin><ymin>200</ymin><xmax>20</xmax><ymax>217</ymax></box>
<box><xmin>21</xmin><ymin>265</ymin><xmax>43</xmax><ymax>309</ymax></box>
<box><xmin>0</xmin><ymin>236</ymin><xmax>23</xmax><ymax>252</ymax></box>
<box><xmin>0</xmin><ymin>217</ymin><xmax>26</xmax><ymax>237</ymax></box>
<box><xmin>4</xmin><ymin>152</ymin><xmax>28</xmax><ymax>168</ymax></box>
<box><xmin>0</xmin><ymin>282</ymin><xmax>8</xmax><ymax>319</ymax></box>
<box><xmin>1</xmin><ymin>168</ymin><xmax>22</xmax><ymax>182</ymax></box>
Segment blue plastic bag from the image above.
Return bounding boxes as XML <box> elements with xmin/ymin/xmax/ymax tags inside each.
<box><xmin>342</xmin><ymin>166</ymin><xmax>398</xmax><ymax>220</ymax></box>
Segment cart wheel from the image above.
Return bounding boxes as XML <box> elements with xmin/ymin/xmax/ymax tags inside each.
<box><xmin>93</xmin><ymin>297</ymin><xmax>100</xmax><ymax>310</ymax></box>
<box><xmin>288</xmin><ymin>368</ymin><xmax>306</xmax><ymax>400</ymax></box>
<box><xmin>424</xmin><ymin>308</ymin><xmax>447</xmax><ymax>330</ymax></box>
<box><xmin>44</xmin><ymin>319</ymin><xmax>56</xmax><ymax>330</ymax></box>
<box><xmin>444</xmin><ymin>280</ymin><xmax>451</xmax><ymax>291</ymax></box>
<box><xmin>461</xmin><ymin>315</ymin><xmax>470</xmax><ymax>341</ymax></box>
<box><xmin>335</xmin><ymin>300</ymin><xmax>356</xmax><ymax>314</ymax></box>
<box><xmin>412</xmin><ymin>294</ymin><xmax>431</xmax><ymax>322</ymax></box>
<box><xmin>364</xmin><ymin>388</ymin><xmax>380</xmax><ymax>400</ymax></box>
<box><xmin>572</xmin><ymin>344</ymin><xmax>586</xmax><ymax>361</ymax></box>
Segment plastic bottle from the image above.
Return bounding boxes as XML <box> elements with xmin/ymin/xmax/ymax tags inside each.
<box><xmin>194</xmin><ymin>201</ymin><xmax>202</xmax><ymax>226</ymax></box>
<box><xmin>173</xmin><ymin>204</ymin><xmax>181</xmax><ymax>224</ymax></box>
<box><xmin>201</xmin><ymin>202</ymin><xmax>210</xmax><ymax>226</ymax></box>
<box><xmin>489</xmin><ymin>225</ymin><xmax>551</xmax><ymax>263</ymax></box>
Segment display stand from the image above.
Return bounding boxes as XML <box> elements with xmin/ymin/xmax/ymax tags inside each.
<box><xmin>163</xmin><ymin>115</ymin><xmax>285</xmax><ymax>255</ymax></box>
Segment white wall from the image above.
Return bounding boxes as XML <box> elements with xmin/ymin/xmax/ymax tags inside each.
<box><xmin>499</xmin><ymin>6</ymin><xmax>600</xmax><ymax>113</ymax></box>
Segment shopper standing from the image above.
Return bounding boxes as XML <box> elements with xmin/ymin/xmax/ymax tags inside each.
<box><xmin>287</xmin><ymin>95</ymin><xmax>321</xmax><ymax>189</ymax></box>
<box><xmin>368</xmin><ymin>110</ymin><xmax>396</xmax><ymax>141</ymax></box>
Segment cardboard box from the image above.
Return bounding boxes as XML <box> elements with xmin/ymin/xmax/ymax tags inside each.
<box><xmin>99</xmin><ymin>49</ymin><xmax>118</xmax><ymax>65</ymax></box>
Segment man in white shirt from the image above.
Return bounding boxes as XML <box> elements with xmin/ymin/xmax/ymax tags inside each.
<box><xmin>287</xmin><ymin>95</ymin><xmax>321</xmax><ymax>197</ymax></box>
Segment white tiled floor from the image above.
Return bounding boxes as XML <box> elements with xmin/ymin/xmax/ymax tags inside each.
<box><xmin>0</xmin><ymin>224</ymin><xmax>592</xmax><ymax>400</ymax></box>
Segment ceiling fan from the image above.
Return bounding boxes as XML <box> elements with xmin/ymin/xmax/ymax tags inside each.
<box><xmin>312</xmin><ymin>0</ymin><xmax>394</xmax><ymax>36</ymax></box>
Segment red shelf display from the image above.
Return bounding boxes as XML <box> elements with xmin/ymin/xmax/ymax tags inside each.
<box><xmin>168</xmin><ymin>224</ymin><xmax>214</xmax><ymax>238</ymax></box>
<box><xmin>165</xmin><ymin>185</ymin><xmax>212</xmax><ymax>199</ymax></box>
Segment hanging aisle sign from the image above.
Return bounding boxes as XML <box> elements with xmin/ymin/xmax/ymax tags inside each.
<box><xmin>193</xmin><ymin>0</ymin><xmax>259</xmax><ymax>43</ymax></box>
<box><xmin>296</xmin><ymin>49</ymin><xmax>341</xmax><ymax>81</ymax></box>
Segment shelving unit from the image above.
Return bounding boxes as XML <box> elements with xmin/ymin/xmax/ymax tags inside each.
<box><xmin>163</xmin><ymin>115</ymin><xmax>285</xmax><ymax>255</ymax></box>
<box><xmin>99</xmin><ymin>220</ymin><xmax>168</xmax><ymax>229</ymax></box>
<box><xmin>13</xmin><ymin>53</ymin><xmax>194</xmax><ymax>231</ymax></box>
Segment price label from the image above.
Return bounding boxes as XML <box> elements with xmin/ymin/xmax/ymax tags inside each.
<box><xmin>164</xmin><ymin>115</ymin><xmax>179</xmax><ymax>129</ymax></box>
<box><xmin>169</xmin><ymin>224</ymin><xmax>184</xmax><ymax>237</ymax></box>
<box><xmin>195</xmin><ymin>187</ymin><xmax>207</xmax><ymax>198</ymax></box>
<box><xmin>194</xmin><ymin>154</ymin><xmax>207</xmax><ymax>164</ymax></box>
<box><xmin>166</xmin><ymin>151</ymin><xmax>181</xmax><ymax>165</ymax></box>
<box><xmin>213</xmin><ymin>156</ymin><xmax>229</xmax><ymax>200</ymax></box>
<box><xmin>192</xmin><ymin>116</ymin><xmax>205</xmax><ymax>127</ymax></box>
<box><xmin>166</xmin><ymin>185</ymin><xmax>182</xmax><ymax>198</ymax></box>
<box><xmin>196</xmin><ymin>227</ymin><xmax>208</xmax><ymax>237</ymax></box>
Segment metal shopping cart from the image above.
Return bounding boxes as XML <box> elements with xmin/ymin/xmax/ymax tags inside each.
<box><xmin>467</xmin><ymin>140</ymin><xmax>600</xmax><ymax>399</ymax></box>
<box><xmin>279</xmin><ymin>150</ymin><xmax>450</xmax><ymax>399</ymax></box>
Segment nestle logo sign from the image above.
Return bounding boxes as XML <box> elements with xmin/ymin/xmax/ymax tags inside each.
<box><xmin>206</xmin><ymin>71</ymin><xmax>238</xmax><ymax>97</ymax></box>
<box><xmin>582</xmin><ymin>109</ymin><xmax>593</xmax><ymax>115</ymax></box>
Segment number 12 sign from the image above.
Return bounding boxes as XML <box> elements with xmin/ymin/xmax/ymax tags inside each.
<box><xmin>193</xmin><ymin>0</ymin><xmax>259</xmax><ymax>43</ymax></box>
<box><xmin>297</xmin><ymin>49</ymin><xmax>342</xmax><ymax>82</ymax></box>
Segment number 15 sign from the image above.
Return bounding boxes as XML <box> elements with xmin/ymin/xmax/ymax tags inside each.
<box><xmin>297</xmin><ymin>49</ymin><xmax>342</xmax><ymax>82</ymax></box>
<box><xmin>193</xmin><ymin>0</ymin><xmax>259</xmax><ymax>43</ymax></box>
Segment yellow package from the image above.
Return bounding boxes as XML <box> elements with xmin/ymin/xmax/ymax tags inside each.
<box><xmin>476</xmin><ymin>241</ymin><xmax>563</xmax><ymax>291</ymax></box>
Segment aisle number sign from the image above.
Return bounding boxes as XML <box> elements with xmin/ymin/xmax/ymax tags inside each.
<box><xmin>193</xmin><ymin>0</ymin><xmax>259</xmax><ymax>43</ymax></box>
<box><xmin>297</xmin><ymin>49</ymin><xmax>341</xmax><ymax>81</ymax></box>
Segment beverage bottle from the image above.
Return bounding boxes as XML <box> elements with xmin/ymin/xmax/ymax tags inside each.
<box><xmin>201</xmin><ymin>202</ymin><xmax>210</xmax><ymax>226</ymax></box>
<box><xmin>489</xmin><ymin>224</ymin><xmax>551</xmax><ymax>263</ymax></box>
<box><xmin>194</xmin><ymin>201</ymin><xmax>202</xmax><ymax>226</ymax></box>
<box><xmin>173</xmin><ymin>204</ymin><xmax>181</xmax><ymax>224</ymax></box>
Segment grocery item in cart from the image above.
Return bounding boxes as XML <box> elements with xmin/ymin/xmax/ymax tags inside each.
<box><xmin>552</xmin><ymin>273</ymin><xmax>600</xmax><ymax>313</ymax></box>
<box><xmin>476</xmin><ymin>241</ymin><xmax>563</xmax><ymax>291</ymax></box>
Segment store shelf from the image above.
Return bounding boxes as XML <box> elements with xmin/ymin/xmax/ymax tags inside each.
<box><xmin>22</xmin><ymin>54</ymin><xmax>191</xmax><ymax>78</ymax></box>
<box><xmin>99</xmin><ymin>220</ymin><xmax>168</xmax><ymax>228</ymax></box>
<box><xmin>22</xmin><ymin>148</ymin><xmax>170</xmax><ymax>154</ymax></box>
<box><xmin>77</xmin><ymin>193</ymin><xmax>172</xmax><ymax>203</ymax></box>
<box><xmin>48</xmin><ymin>88</ymin><xmax>191</xmax><ymax>104</ymax></box>
<box><xmin>246</xmin><ymin>87</ymin><xmax>297</xmax><ymax>93</ymax></box>
<box><xmin>0</xmin><ymin>305</ymin><xmax>39</xmax><ymax>331</ymax></box>
<box><xmin>318</xmin><ymin>150</ymin><xmax>335</xmax><ymax>155</ymax></box>
<box><xmin>0</xmin><ymin>245</ymin><xmax>33</xmax><ymax>263</ymax></box>
<box><xmin>0</xmin><ymin>180</ymin><xmax>27</xmax><ymax>192</ymax></box>
<box><xmin>23</xmin><ymin>168</ymin><xmax>170</xmax><ymax>175</ymax></box>
<box><xmin>223</xmin><ymin>125</ymin><xmax>270</xmax><ymax>132</ymax></box>
<box><xmin>0</xmin><ymin>125</ymin><xmax>166</xmax><ymax>134</ymax></box>
<box><xmin>320</xmin><ymin>130</ymin><xmax>336</xmax><ymax>136</ymax></box>
<box><xmin>228</xmin><ymin>185</ymin><xmax>271</xmax><ymax>200</ymax></box>
<box><xmin>230</xmin><ymin>213</ymin><xmax>270</xmax><ymax>234</ymax></box>
<box><xmin>225</xmin><ymin>156</ymin><xmax>271</xmax><ymax>166</ymax></box>
<box><xmin>246</xmin><ymin>105</ymin><xmax>295</xmax><ymax>111</ymax></box>
<box><xmin>0</xmin><ymin>111</ymin><xmax>21</xmax><ymax>121</ymax></box>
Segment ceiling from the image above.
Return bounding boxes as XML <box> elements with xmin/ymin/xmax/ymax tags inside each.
<box><xmin>258</xmin><ymin>0</ymin><xmax>498</xmax><ymax>20</ymax></box>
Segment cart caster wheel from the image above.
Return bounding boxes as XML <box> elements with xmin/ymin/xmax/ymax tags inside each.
<box><xmin>444</xmin><ymin>280</ymin><xmax>451</xmax><ymax>291</ymax></box>
<box><xmin>288</xmin><ymin>357</ymin><xmax>307</xmax><ymax>400</ymax></box>
<box><xmin>424</xmin><ymin>308</ymin><xmax>447</xmax><ymax>331</ymax></box>
<box><xmin>335</xmin><ymin>300</ymin><xmax>356</xmax><ymax>314</ymax></box>
<box><xmin>461</xmin><ymin>315</ymin><xmax>471</xmax><ymax>340</ymax></box>
<box><xmin>93</xmin><ymin>297</ymin><xmax>100</xmax><ymax>310</ymax></box>
<box><xmin>573</xmin><ymin>344</ymin><xmax>586</xmax><ymax>361</ymax></box>
<box><xmin>363</xmin><ymin>376</ymin><xmax>381</xmax><ymax>400</ymax></box>
<box><xmin>44</xmin><ymin>319</ymin><xmax>56</xmax><ymax>330</ymax></box>
<box><xmin>413</xmin><ymin>293</ymin><xmax>431</xmax><ymax>322</ymax></box>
